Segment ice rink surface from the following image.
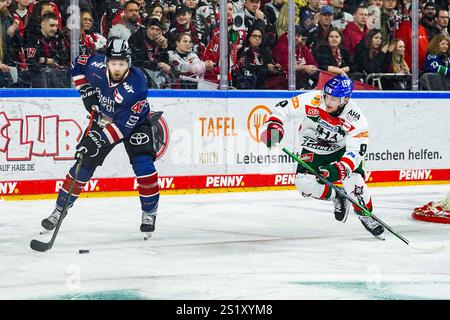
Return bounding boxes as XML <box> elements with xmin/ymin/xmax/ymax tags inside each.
<box><xmin>1</xmin><ymin>184</ymin><xmax>450</xmax><ymax>300</ymax></box>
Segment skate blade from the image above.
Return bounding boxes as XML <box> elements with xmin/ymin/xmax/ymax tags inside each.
<box><xmin>144</xmin><ymin>232</ymin><xmax>152</xmax><ymax>240</ymax></box>
<box><xmin>374</xmin><ymin>234</ymin><xmax>385</xmax><ymax>241</ymax></box>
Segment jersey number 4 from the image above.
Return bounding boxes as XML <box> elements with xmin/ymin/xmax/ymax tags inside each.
<box><xmin>131</xmin><ymin>100</ymin><xmax>147</xmax><ymax>114</ymax></box>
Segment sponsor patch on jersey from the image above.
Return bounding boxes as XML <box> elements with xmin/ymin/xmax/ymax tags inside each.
<box><xmin>300</xmin><ymin>153</ymin><xmax>314</xmax><ymax>162</ymax></box>
<box><xmin>340</xmin><ymin>119</ymin><xmax>355</xmax><ymax>133</ymax></box>
<box><xmin>77</xmin><ymin>55</ymin><xmax>89</xmax><ymax>65</ymax></box>
<box><xmin>346</xmin><ymin>152</ymin><xmax>357</xmax><ymax>159</ymax></box>
<box><xmin>114</xmin><ymin>88</ymin><xmax>123</xmax><ymax>104</ymax></box>
<box><xmin>292</xmin><ymin>96</ymin><xmax>299</xmax><ymax>109</ymax></box>
<box><xmin>130</xmin><ymin>132</ymin><xmax>150</xmax><ymax>145</ymax></box>
<box><xmin>346</xmin><ymin>110</ymin><xmax>360</xmax><ymax>122</ymax></box>
<box><xmin>123</xmin><ymin>82</ymin><xmax>134</xmax><ymax>93</ymax></box>
<box><xmin>353</xmin><ymin>130</ymin><xmax>369</xmax><ymax>138</ymax></box>
<box><xmin>91</xmin><ymin>61</ymin><xmax>106</xmax><ymax>69</ymax></box>
<box><xmin>305</xmin><ymin>105</ymin><xmax>319</xmax><ymax>117</ymax></box>
<box><xmin>318</xmin><ymin>119</ymin><xmax>339</xmax><ymax>132</ymax></box>
<box><xmin>311</xmin><ymin>95</ymin><xmax>321</xmax><ymax>106</ymax></box>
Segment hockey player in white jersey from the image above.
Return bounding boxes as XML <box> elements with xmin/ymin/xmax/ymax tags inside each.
<box><xmin>260</xmin><ymin>74</ymin><xmax>384</xmax><ymax>237</ymax></box>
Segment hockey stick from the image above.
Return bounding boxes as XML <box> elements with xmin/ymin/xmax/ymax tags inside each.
<box><xmin>30</xmin><ymin>112</ymin><xmax>95</xmax><ymax>252</ymax></box>
<box><xmin>282</xmin><ymin>147</ymin><xmax>444</xmax><ymax>253</ymax></box>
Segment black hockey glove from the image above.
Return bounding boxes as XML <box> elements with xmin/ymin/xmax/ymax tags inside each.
<box><xmin>79</xmin><ymin>84</ymin><xmax>100</xmax><ymax>113</ymax></box>
<box><xmin>76</xmin><ymin>130</ymin><xmax>107</xmax><ymax>159</ymax></box>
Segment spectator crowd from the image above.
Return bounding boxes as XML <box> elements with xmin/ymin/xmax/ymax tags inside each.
<box><xmin>0</xmin><ymin>0</ymin><xmax>449</xmax><ymax>90</ymax></box>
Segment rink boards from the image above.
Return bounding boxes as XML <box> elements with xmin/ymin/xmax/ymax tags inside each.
<box><xmin>0</xmin><ymin>90</ymin><xmax>449</xmax><ymax>199</ymax></box>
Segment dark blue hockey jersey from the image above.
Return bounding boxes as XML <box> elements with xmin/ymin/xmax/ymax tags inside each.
<box><xmin>71</xmin><ymin>54</ymin><xmax>150</xmax><ymax>145</ymax></box>
<box><xmin>424</xmin><ymin>54</ymin><xmax>450</xmax><ymax>79</ymax></box>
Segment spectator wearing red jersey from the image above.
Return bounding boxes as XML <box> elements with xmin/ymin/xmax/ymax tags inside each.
<box><xmin>100</xmin><ymin>0</ymin><xmax>126</xmax><ymax>37</ymax></box>
<box><xmin>272</xmin><ymin>25</ymin><xmax>319</xmax><ymax>89</ymax></box>
<box><xmin>202</xmin><ymin>0</ymin><xmax>239</xmax><ymax>84</ymax></box>
<box><xmin>396</xmin><ymin>7</ymin><xmax>429</xmax><ymax>72</ymax></box>
<box><xmin>80</xmin><ymin>10</ymin><xmax>107</xmax><ymax>53</ymax></box>
<box><xmin>343</xmin><ymin>4</ymin><xmax>369</xmax><ymax>57</ymax></box>
<box><xmin>10</xmin><ymin>0</ymin><xmax>31</xmax><ymax>38</ymax></box>
<box><xmin>25</xmin><ymin>12</ymin><xmax>70</xmax><ymax>87</ymax></box>
<box><xmin>26</xmin><ymin>1</ymin><xmax>62</xmax><ymax>42</ymax></box>
<box><xmin>421</xmin><ymin>1</ymin><xmax>438</xmax><ymax>41</ymax></box>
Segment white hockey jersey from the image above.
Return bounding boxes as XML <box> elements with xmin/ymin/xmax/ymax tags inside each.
<box><xmin>168</xmin><ymin>50</ymin><xmax>206</xmax><ymax>77</ymax></box>
<box><xmin>267</xmin><ymin>90</ymin><xmax>369</xmax><ymax>173</ymax></box>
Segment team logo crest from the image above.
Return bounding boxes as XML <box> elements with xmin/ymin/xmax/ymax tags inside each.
<box><xmin>352</xmin><ymin>185</ymin><xmax>364</xmax><ymax>198</ymax></box>
<box><xmin>114</xmin><ymin>89</ymin><xmax>123</xmax><ymax>104</ymax></box>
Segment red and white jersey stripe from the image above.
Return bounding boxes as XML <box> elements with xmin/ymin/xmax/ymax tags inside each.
<box><xmin>103</xmin><ymin>123</ymin><xmax>124</xmax><ymax>144</ymax></box>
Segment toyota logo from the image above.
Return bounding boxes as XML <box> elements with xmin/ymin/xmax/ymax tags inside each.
<box><xmin>130</xmin><ymin>133</ymin><xmax>150</xmax><ymax>145</ymax></box>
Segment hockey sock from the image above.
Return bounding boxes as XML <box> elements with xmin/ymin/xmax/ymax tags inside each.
<box><xmin>353</xmin><ymin>197</ymin><xmax>373</xmax><ymax>215</ymax></box>
<box><xmin>319</xmin><ymin>184</ymin><xmax>334</xmax><ymax>200</ymax></box>
<box><xmin>133</xmin><ymin>154</ymin><xmax>159</xmax><ymax>213</ymax></box>
<box><xmin>56</xmin><ymin>164</ymin><xmax>95</xmax><ymax>211</ymax></box>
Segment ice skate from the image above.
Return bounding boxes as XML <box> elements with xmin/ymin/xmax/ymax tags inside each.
<box><xmin>333</xmin><ymin>190</ymin><xmax>350</xmax><ymax>222</ymax></box>
<box><xmin>359</xmin><ymin>215</ymin><xmax>385</xmax><ymax>240</ymax></box>
<box><xmin>41</xmin><ymin>208</ymin><xmax>63</xmax><ymax>232</ymax></box>
<box><xmin>140</xmin><ymin>212</ymin><xmax>156</xmax><ymax>240</ymax></box>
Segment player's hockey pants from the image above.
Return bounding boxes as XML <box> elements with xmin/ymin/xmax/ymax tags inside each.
<box><xmin>294</xmin><ymin>149</ymin><xmax>373</xmax><ymax>214</ymax></box>
<box><xmin>55</xmin><ymin>121</ymin><xmax>159</xmax><ymax>214</ymax></box>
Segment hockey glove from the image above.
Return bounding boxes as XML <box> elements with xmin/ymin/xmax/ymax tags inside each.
<box><xmin>319</xmin><ymin>162</ymin><xmax>349</xmax><ymax>183</ymax></box>
<box><xmin>79</xmin><ymin>84</ymin><xmax>100</xmax><ymax>113</ymax></box>
<box><xmin>260</xmin><ymin>120</ymin><xmax>284</xmax><ymax>148</ymax></box>
<box><xmin>76</xmin><ymin>130</ymin><xmax>106</xmax><ymax>159</ymax></box>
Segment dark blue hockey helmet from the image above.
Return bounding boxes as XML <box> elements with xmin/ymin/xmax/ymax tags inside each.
<box><xmin>323</xmin><ymin>74</ymin><xmax>354</xmax><ymax>99</ymax></box>
<box><xmin>105</xmin><ymin>38</ymin><xmax>132</xmax><ymax>66</ymax></box>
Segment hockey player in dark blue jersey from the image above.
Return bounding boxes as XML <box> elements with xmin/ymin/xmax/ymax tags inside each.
<box><xmin>41</xmin><ymin>38</ymin><xmax>160</xmax><ymax>239</ymax></box>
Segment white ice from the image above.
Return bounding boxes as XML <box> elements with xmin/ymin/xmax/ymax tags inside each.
<box><xmin>1</xmin><ymin>184</ymin><xmax>450</xmax><ymax>300</ymax></box>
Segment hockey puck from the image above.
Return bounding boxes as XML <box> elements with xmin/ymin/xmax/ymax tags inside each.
<box><xmin>78</xmin><ymin>249</ymin><xmax>90</xmax><ymax>254</ymax></box>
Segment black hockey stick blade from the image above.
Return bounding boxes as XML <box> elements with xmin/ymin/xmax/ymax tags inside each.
<box><xmin>30</xmin><ymin>239</ymin><xmax>51</xmax><ymax>252</ymax></box>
